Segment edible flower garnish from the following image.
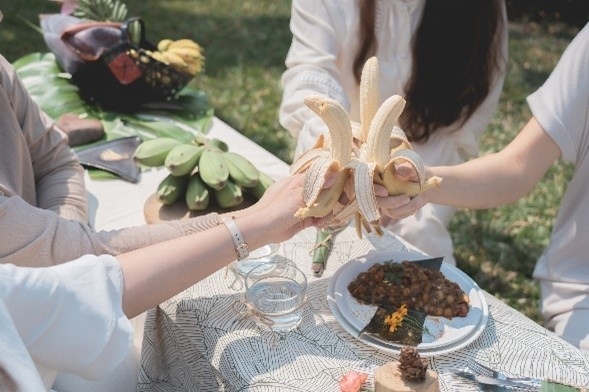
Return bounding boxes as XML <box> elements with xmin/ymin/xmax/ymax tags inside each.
<box><xmin>384</xmin><ymin>304</ymin><xmax>432</xmax><ymax>337</ymax></box>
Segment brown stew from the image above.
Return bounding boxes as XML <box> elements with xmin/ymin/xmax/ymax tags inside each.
<box><xmin>348</xmin><ymin>261</ymin><xmax>469</xmax><ymax>318</ymax></box>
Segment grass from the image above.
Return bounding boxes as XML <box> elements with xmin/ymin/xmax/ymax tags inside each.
<box><xmin>0</xmin><ymin>1</ymin><xmax>584</xmax><ymax>324</ymax></box>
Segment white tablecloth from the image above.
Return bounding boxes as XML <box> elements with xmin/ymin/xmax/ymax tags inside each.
<box><xmin>137</xmin><ymin>225</ymin><xmax>589</xmax><ymax>391</ymax></box>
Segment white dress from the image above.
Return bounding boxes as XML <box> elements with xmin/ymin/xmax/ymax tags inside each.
<box><xmin>0</xmin><ymin>255</ymin><xmax>133</xmax><ymax>391</ymax></box>
<box><xmin>526</xmin><ymin>22</ymin><xmax>589</xmax><ymax>352</ymax></box>
<box><xmin>279</xmin><ymin>0</ymin><xmax>508</xmax><ymax>263</ymax></box>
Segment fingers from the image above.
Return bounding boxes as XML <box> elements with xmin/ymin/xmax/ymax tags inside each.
<box><xmin>377</xmin><ymin>194</ymin><xmax>426</xmax><ymax>220</ymax></box>
<box><xmin>395</xmin><ymin>162</ymin><xmax>419</xmax><ymax>181</ymax></box>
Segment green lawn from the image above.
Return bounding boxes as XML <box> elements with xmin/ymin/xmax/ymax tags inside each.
<box><xmin>0</xmin><ymin>1</ymin><xmax>585</xmax><ymax>324</ymax></box>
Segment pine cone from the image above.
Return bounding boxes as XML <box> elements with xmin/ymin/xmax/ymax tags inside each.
<box><xmin>398</xmin><ymin>346</ymin><xmax>428</xmax><ymax>382</ymax></box>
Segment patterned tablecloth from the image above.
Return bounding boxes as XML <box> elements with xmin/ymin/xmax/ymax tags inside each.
<box><xmin>137</xmin><ymin>226</ymin><xmax>589</xmax><ymax>391</ymax></box>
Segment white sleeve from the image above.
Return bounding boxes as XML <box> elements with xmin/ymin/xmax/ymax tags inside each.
<box><xmin>0</xmin><ymin>255</ymin><xmax>133</xmax><ymax>380</ymax></box>
<box><xmin>279</xmin><ymin>0</ymin><xmax>350</xmax><ymax>157</ymax></box>
<box><xmin>527</xmin><ymin>22</ymin><xmax>589</xmax><ymax>164</ymax></box>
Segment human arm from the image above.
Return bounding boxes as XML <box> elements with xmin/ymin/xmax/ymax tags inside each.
<box><xmin>424</xmin><ymin>117</ymin><xmax>560</xmax><ymax>209</ymax></box>
<box><xmin>279</xmin><ymin>0</ymin><xmax>350</xmax><ymax>156</ymax></box>
<box><xmin>0</xmin><ymin>55</ymin><xmax>88</xmax><ymax>222</ymax></box>
<box><xmin>0</xmin><ymin>194</ymin><xmax>223</xmax><ymax>267</ymax></box>
<box><xmin>117</xmin><ymin>173</ymin><xmax>316</xmax><ymax>318</ymax></box>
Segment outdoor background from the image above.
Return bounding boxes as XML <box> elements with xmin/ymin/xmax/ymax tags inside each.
<box><xmin>1</xmin><ymin>1</ymin><xmax>587</xmax><ymax>325</ymax></box>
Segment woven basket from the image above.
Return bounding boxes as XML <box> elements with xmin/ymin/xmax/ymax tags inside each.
<box><xmin>41</xmin><ymin>15</ymin><xmax>194</xmax><ymax>110</ymax></box>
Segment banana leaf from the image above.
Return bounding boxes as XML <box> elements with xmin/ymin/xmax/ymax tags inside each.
<box><xmin>13</xmin><ymin>52</ymin><xmax>214</xmax><ymax>144</ymax></box>
<box><xmin>13</xmin><ymin>52</ymin><xmax>214</xmax><ymax>180</ymax></box>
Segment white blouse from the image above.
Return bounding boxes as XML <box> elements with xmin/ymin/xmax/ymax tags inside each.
<box><xmin>0</xmin><ymin>255</ymin><xmax>133</xmax><ymax>391</ymax></box>
<box><xmin>280</xmin><ymin>0</ymin><xmax>508</xmax><ymax>162</ymax></box>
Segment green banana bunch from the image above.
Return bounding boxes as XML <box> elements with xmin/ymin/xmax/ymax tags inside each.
<box><xmin>164</xmin><ymin>144</ymin><xmax>206</xmax><ymax>176</ymax></box>
<box><xmin>157</xmin><ymin>173</ymin><xmax>188</xmax><ymax>205</ymax></box>
<box><xmin>134</xmin><ymin>137</ymin><xmax>183</xmax><ymax>167</ymax></box>
<box><xmin>198</xmin><ymin>148</ymin><xmax>229</xmax><ymax>190</ymax></box>
<box><xmin>185</xmin><ymin>174</ymin><xmax>210</xmax><ymax>210</ymax></box>
<box><xmin>249</xmin><ymin>171</ymin><xmax>274</xmax><ymax>200</ymax></box>
<box><xmin>144</xmin><ymin>135</ymin><xmax>274</xmax><ymax>212</ymax></box>
<box><xmin>223</xmin><ymin>151</ymin><xmax>260</xmax><ymax>188</ymax></box>
<box><xmin>214</xmin><ymin>179</ymin><xmax>243</xmax><ymax>208</ymax></box>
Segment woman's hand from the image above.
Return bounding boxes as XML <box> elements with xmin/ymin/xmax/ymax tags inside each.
<box><xmin>374</xmin><ymin>183</ymin><xmax>427</xmax><ymax>221</ymax></box>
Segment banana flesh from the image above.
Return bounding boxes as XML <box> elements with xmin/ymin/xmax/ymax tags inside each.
<box><xmin>137</xmin><ymin>135</ymin><xmax>272</xmax><ymax>212</ymax></box>
<box><xmin>291</xmin><ymin>56</ymin><xmax>442</xmax><ymax>236</ymax></box>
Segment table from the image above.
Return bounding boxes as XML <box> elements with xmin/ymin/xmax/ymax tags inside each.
<box><xmin>136</xmin><ymin>224</ymin><xmax>589</xmax><ymax>391</ymax></box>
<box><xmin>84</xmin><ymin>117</ymin><xmax>589</xmax><ymax>391</ymax></box>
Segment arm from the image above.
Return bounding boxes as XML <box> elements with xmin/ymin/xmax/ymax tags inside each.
<box><xmin>279</xmin><ymin>0</ymin><xmax>349</xmax><ymax>156</ymax></box>
<box><xmin>425</xmin><ymin>117</ymin><xmax>560</xmax><ymax>209</ymax></box>
<box><xmin>117</xmin><ymin>173</ymin><xmax>314</xmax><ymax>317</ymax></box>
<box><xmin>0</xmin><ymin>194</ymin><xmax>225</xmax><ymax>267</ymax></box>
<box><xmin>0</xmin><ymin>55</ymin><xmax>88</xmax><ymax>222</ymax></box>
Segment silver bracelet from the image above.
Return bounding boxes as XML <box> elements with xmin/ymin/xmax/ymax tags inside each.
<box><xmin>221</xmin><ymin>216</ymin><xmax>249</xmax><ymax>260</ymax></box>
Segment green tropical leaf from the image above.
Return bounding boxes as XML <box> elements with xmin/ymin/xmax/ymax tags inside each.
<box><xmin>13</xmin><ymin>52</ymin><xmax>214</xmax><ymax>178</ymax></box>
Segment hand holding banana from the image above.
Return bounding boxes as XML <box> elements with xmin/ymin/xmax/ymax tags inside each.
<box><xmin>148</xmin><ymin>38</ymin><xmax>205</xmax><ymax>77</ymax></box>
<box><xmin>290</xmin><ymin>56</ymin><xmax>442</xmax><ymax>237</ymax></box>
<box><xmin>133</xmin><ymin>135</ymin><xmax>273</xmax><ymax>211</ymax></box>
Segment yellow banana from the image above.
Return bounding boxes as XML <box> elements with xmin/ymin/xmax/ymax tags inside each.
<box><xmin>293</xmin><ymin>95</ymin><xmax>353</xmax><ymax>219</ymax></box>
<box><xmin>223</xmin><ymin>151</ymin><xmax>260</xmax><ymax>188</ymax></box>
<box><xmin>150</xmin><ymin>50</ymin><xmax>170</xmax><ymax>65</ymax></box>
<box><xmin>198</xmin><ymin>148</ymin><xmax>229</xmax><ymax>190</ymax></box>
<box><xmin>168</xmin><ymin>46</ymin><xmax>203</xmax><ymax>61</ymax></box>
<box><xmin>164</xmin><ymin>144</ymin><xmax>205</xmax><ymax>177</ymax></box>
<box><xmin>157</xmin><ymin>174</ymin><xmax>188</xmax><ymax>205</ymax></box>
<box><xmin>214</xmin><ymin>179</ymin><xmax>243</xmax><ymax>209</ymax></box>
<box><xmin>157</xmin><ymin>39</ymin><xmax>174</xmax><ymax>51</ymax></box>
<box><xmin>185</xmin><ymin>174</ymin><xmax>210</xmax><ymax>211</ymax></box>
<box><xmin>161</xmin><ymin>51</ymin><xmax>188</xmax><ymax>69</ymax></box>
<box><xmin>133</xmin><ymin>137</ymin><xmax>182</xmax><ymax>167</ymax></box>
<box><xmin>168</xmin><ymin>39</ymin><xmax>201</xmax><ymax>50</ymax></box>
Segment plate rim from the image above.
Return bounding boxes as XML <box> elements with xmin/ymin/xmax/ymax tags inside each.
<box><xmin>326</xmin><ymin>249</ymin><xmax>489</xmax><ymax>357</ymax></box>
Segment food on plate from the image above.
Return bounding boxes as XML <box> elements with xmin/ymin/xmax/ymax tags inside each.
<box><xmin>348</xmin><ymin>260</ymin><xmax>469</xmax><ymax>318</ymax></box>
<box><xmin>374</xmin><ymin>346</ymin><xmax>439</xmax><ymax>392</ymax></box>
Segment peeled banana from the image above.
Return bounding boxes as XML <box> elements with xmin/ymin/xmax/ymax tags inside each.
<box><xmin>290</xmin><ymin>56</ymin><xmax>442</xmax><ymax>236</ymax></box>
<box><xmin>134</xmin><ymin>137</ymin><xmax>183</xmax><ymax>167</ymax></box>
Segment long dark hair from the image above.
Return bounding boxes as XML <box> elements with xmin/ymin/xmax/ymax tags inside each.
<box><xmin>353</xmin><ymin>0</ymin><xmax>505</xmax><ymax>142</ymax></box>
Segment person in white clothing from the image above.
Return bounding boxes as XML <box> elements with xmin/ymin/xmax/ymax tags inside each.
<box><xmin>397</xmin><ymin>22</ymin><xmax>589</xmax><ymax>352</ymax></box>
<box><xmin>2</xmin><ymin>173</ymin><xmax>379</xmax><ymax>391</ymax></box>
<box><xmin>279</xmin><ymin>0</ymin><xmax>508</xmax><ymax>265</ymax></box>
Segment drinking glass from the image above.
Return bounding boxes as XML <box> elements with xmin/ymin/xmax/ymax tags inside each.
<box><xmin>231</xmin><ymin>243</ymin><xmax>280</xmax><ymax>276</ymax></box>
<box><xmin>244</xmin><ymin>261</ymin><xmax>307</xmax><ymax>331</ymax></box>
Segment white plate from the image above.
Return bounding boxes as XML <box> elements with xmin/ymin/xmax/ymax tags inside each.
<box><xmin>327</xmin><ymin>250</ymin><xmax>488</xmax><ymax>357</ymax></box>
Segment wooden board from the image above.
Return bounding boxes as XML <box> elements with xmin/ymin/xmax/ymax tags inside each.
<box><xmin>144</xmin><ymin>192</ymin><xmax>256</xmax><ymax>224</ymax></box>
